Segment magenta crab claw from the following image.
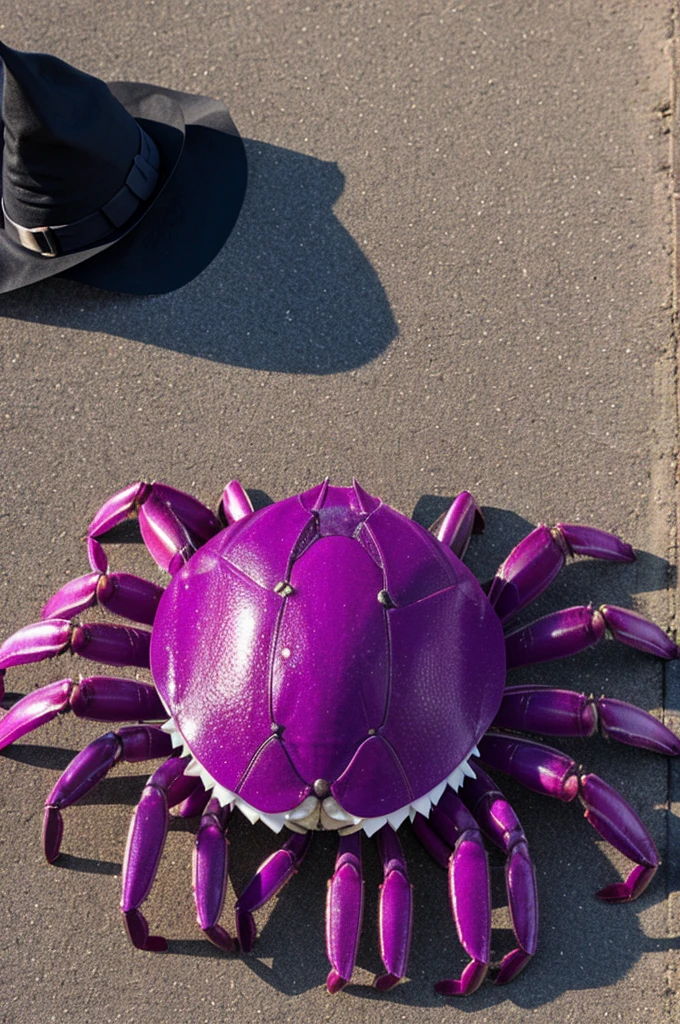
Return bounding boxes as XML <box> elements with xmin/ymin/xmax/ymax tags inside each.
<box><xmin>598</xmin><ymin>697</ymin><xmax>680</xmax><ymax>754</ymax></box>
<box><xmin>0</xmin><ymin>679</ymin><xmax>73</xmax><ymax>749</ymax></box>
<box><xmin>436</xmin><ymin>959</ymin><xmax>489</xmax><ymax>998</ymax></box>
<box><xmin>599</xmin><ymin>605</ymin><xmax>679</xmax><ymax>659</ymax></box>
<box><xmin>41</xmin><ymin>572</ymin><xmax>101</xmax><ymax>620</ymax></box>
<box><xmin>87</xmin><ymin>482</ymin><xmax>152</xmax><ymax>572</ymax></box>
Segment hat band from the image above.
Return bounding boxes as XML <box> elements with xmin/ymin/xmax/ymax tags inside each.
<box><xmin>2</xmin><ymin>126</ymin><xmax>161</xmax><ymax>258</ymax></box>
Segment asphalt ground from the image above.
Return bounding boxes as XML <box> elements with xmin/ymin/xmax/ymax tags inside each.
<box><xmin>0</xmin><ymin>2</ymin><xmax>678</xmax><ymax>1022</ymax></box>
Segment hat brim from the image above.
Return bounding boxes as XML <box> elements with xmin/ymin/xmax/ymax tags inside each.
<box><xmin>0</xmin><ymin>81</ymin><xmax>247</xmax><ymax>295</ymax></box>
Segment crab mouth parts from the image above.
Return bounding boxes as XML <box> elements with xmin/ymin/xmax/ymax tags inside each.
<box><xmin>160</xmin><ymin>716</ymin><xmax>478</xmax><ymax>836</ymax></box>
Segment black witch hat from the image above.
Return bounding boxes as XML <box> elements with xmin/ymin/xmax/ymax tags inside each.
<box><xmin>0</xmin><ymin>41</ymin><xmax>247</xmax><ymax>294</ymax></box>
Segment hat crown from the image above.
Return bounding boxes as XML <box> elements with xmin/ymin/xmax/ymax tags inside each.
<box><xmin>1</xmin><ymin>42</ymin><xmax>141</xmax><ymax>228</ymax></box>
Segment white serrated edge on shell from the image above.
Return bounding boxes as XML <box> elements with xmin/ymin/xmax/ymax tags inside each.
<box><xmin>159</xmin><ymin>707</ymin><xmax>478</xmax><ymax>837</ymax></box>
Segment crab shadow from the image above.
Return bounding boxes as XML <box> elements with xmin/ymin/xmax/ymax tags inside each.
<box><xmin>0</xmin><ymin>140</ymin><xmax>397</xmax><ymax>374</ymax></box>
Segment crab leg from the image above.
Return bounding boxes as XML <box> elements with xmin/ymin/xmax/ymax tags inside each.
<box><xmin>43</xmin><ymin>724</ymin><xmax>174</xmax><ymax>862</ymax></box>
<box><xmin>373</xmin><ymin>825</ymin><xmax>413</xmax><ymax>991</ymax></box>
<box><xmin>421</xmin><ymin>792</ymin><xmax>491</xmax><ymax>996</ymax></box>
<box><xmin>431</xmin><ymin>492</ymin><xmax>485</xmax><ymax>560</ymax></box>
<box><xmin>0</xmin><ymin>676</ymin><xmax>166</xmax><ymax>750</ymax></box>
<box><xmin>175</xmin><ymin>783</ymin><xmax>211</xmax><ymax>819</ymax></box>
<box><xmin>87</xmin><ymin>481</ymin><xmax>221</xmax><ymax>575</ymax></box>
<box><xmin>193</xmin><ymin>800</ymin><xmax>235</xmax><ymax>951</ymax></box>
<box><xmin>221</xmin><ymin>480</ymin><xmax>255</xmax><ymax>525</ymax></box>
<box><xmin>0</xmin><ymin>619</ymin><xmax>151</xmax><ymax>686</ymax></box>
<box><xmin>477</xmin><ymin>733</ymin><xmax>659</xmax><ymax>901</ymax></box>
<box><xmin>42</xmin><ymin>571</ymin><xmax>164</xmax><ymax>626</ymax></box>
<box><xmin>235</xmin><ymin>831</ymin><xmax>313</xmax><ymax>953</ymax></box>
<box><xmin>493</xmin><ymin>684</ymin><xmax>680</xmax><ymax>755</ymax></box>
<box><xmin>488</xmin><ymin>524</ymin><xmax>635</xmax><ymax>623</ymax></box>
<box><xmin>505</xmin><ymin>604</ymin><xmax>679</xmax><ymax>669</ymax></box>
<box><xmin>460</xmin><ymin>768</ymin><xmax>538</xmax><ymax>984</ymax></box>
<box><xmin>326</xmin><ymin>832</ymin><xmax>364</xmax><ymax>993</ymax></box>
<box><xmin>121</xmin><ymin>754</ymin><xmax>197</xmax><ymax>951</ymax></box>
<box><xmin>412</xmin><ymin>801</ymin><xmax>491</xmax><ymax>996</ymax></box>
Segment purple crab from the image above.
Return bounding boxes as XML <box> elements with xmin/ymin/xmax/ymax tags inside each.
<box><xmin>0</xmin><ymin>478</ymin><xmax>678</xmax><ymax>995</ymax></box>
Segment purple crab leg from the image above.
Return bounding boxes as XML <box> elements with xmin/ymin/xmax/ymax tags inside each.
<box><xmin>87</xmin><ymin>482</ymin><xmax>151</xmax><ymax>573</ymax></box>
<box><xmin>0</xmin><ymin>618</ymin><xmax>72</xmax><ymax>672</ymax></box>
<box><xmin>87</xmin><ymin>481</ymin><xmax>221</xmax><ymax>575</ymax></box>
<box><xmin>0</xmin><ymin>678</ymin><xmax>73</xmax><ymax>747</ymax></box>
<box><xmin>175</xmin><ymin>782</ymin><xmax>210</xmax><ymax>819</ymax></box>
<box><xmin>42</xmin><ymin>571</ymin><xmax>164</xmax><ymax>626</ymax></box>
<box><xmin>192</xmin><ymin>800</ymin><xmax>235</xmax><ymax>951</ymax></box>
<box><xmin>412</xmin><ymin>812</ymin><xmax>451</xmax><ymax>868</ymax></box>
<box><xmin>137</xmin><ymin>491</ymin><xmax>197</xmax><ymax>575</ymax></box>
<box><xmin>489</xmin><ymin>523</ymin><xmax>634</xmax><ymax>623</ymax></box>
<box><xmin>425</xmin><ymin>792</ymin><xmax>491</xmax><ymax>996</ymax></box>
<box><xmin>326</xmin><ymin>832</ymin><xmax>364</xmax><ymax>993</ymax></box>
<box><xmin>493</xmin><ymin>684</ymin><xmax>680</xmax><ymax>755</ymax></box>
<box><xmin>221</xmin><ymin>479</ymin><xmax>254</xmax><ymax>525</ymax></box>
<box><xmin>505</xmin><ymin>604</ymin><xmax>679</xmax><ymax>669</ymax></box>
<box><xmin>431</xmin><ymin>492</ymin><xmax>485</xmax><ymax>560</ymax></box>
<box><xmin>461</xmin><ymin>768</ymin><xmax>538</xmax><ymax>984</ymax></box>
<box><xmin>373</xmin><ymin>825</ymin><xmax>412</xmax><ymax>991</ymax></box>
<box><xmin>477</xmin><ymin>733</ymin><xmax>659</xmax><ymax>900</ymax></box>
<box><xmin>0</xmin><ymin>617</ymin><xmax>151</xmax><ymax>675</ymax></box>
<box><xmin>121</xmin><ymin>754</ymin><xmax>195</xmax><ymax>952</ymax></box>
<box><xmin>71</xmin><ymin>622</ymin><xmax>151</xmax><ymax>666</ymax></box>
<box><xmin>235</xmin><ymin>831</ymin><xmax>313</xmax><ymax>953</ymax></box>
<box><xmin>43</xmin><ymin>725</ymin><xmax>174</xmax><ymax>862</ymax></box>
<box><xmin>0</xmin><ymin>676</ymin><xmax>166</xmax><ymax>750</ymax></box>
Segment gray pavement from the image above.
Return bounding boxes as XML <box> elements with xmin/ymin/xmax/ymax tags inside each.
<box><xmin>0</xmin><ymin>2</ymin><xmax>679</xmax><ymax>1022</ymax></box>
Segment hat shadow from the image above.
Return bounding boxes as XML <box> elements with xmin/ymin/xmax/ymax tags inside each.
<box><xmin>0</xmin><ymin>138</ymin><xmax>397</xmax><ymax>374</ymax></box>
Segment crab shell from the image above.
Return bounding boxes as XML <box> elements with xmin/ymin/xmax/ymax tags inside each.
<box><xmin>151</xmin><ymin>480</ymin><xmax>506</xmax><ymax>836</ymax></box>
